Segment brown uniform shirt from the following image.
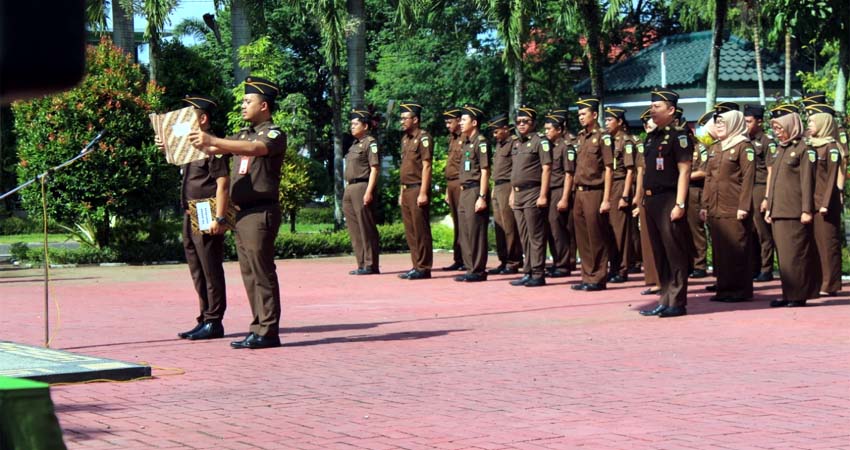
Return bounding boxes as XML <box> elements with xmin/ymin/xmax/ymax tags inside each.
<box><xmin>549</xmin><ymin>136</ymin><xmax>577</xmax><ymax>189</ymax></box>
<box><xmin>812</xmin><ymin>141</ymin><xmax>842</xmax><ymax>209</ymax></box>
<box><xmin>459</xmin><ymin>131</ymin><xmax>490</xmax><ymax>184</ymax></box>
<box><xmin>181</xmin><ymin>156</ymin><xmax>229</xmax><ymax>209</ymax></box>
<box><xmin>693</xmin><ymin>141</ymin><xmax>710</xmax><ymax>176</ymax></box>
<box><xmin>643</xmin><ymin>125</ymin><xmax>694</xmax><ymax>192</ymax></box>
<box><xmin>611</xmin><ymin>130</ymin><xmax>635</xmax><ymax>180</ymax></box>
<box><xmin>400</xmin><ymin>128</ymin><xmax>433</xmax><ymax>185</ymax></box>
<box><xmin>749</xmin><ymin>129</ymin><xmax>775</xmax><ymax>184</ymax></box>
<box><xmin>703</xmin><ymin>140</ymin><xmax>756</xmax><ymax>217</ymax></box>
<box><xmin>767</xmin><ymin>139</ymin><xmax>816</xmax><ymax>218</ymax></box>
<box><xmin>444</xmin><ymin>131</ymin><xmax>464</xmax><ymax>181</ymax></box>
<box><xmin>574</xmin><ymin>126</ymin><xmax>613</xmax><ymax>187</ymax></box>
<box><xmin>634</xmin><ymin>136</ymin><xmax>645</xmax><ymax>169</ymax></box>
<box><xmin>229</xmin><ymin>121</ymin><xmax>286</xmax><ymax>207</ymax></box>
<box><xmin>510</xmin><ymin>132</ymin><xmax>552</xmax><ymax>208</ymax></box>
<box><xmin>345</xmin><ymin>135</ymin><xmax>380</xmax><ymax>182</ymax></box>
<box><xmin>492</xmin><ymin>135</ymin><xmax>516</xmax><ymax>182</ymax></box>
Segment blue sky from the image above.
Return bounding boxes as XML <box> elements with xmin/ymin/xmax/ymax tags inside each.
<box><xmin>132</xmin><ymin>0</ymin><xmax>216</xmax><ymax>64</ymax></box>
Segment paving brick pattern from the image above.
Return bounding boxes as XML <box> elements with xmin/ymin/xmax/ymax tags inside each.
<box><xmin>1</xmin><ymin>253</ymin><xmax>848</xmax><ymax>449</ymax></box>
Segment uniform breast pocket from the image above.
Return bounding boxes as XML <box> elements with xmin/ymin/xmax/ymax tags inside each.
<box><xmin>785</xmin><ymin>157</ymin><xmax>800</xmax><ymax>167</ymax></box>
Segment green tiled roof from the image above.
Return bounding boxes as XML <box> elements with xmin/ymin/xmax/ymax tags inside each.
<box><xmin>575</xmin><ymin>30</ymin><xmax>794</xmax><ymax>94</ymax></box>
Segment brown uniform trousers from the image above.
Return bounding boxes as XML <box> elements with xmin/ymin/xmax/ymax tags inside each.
<box><xmin>767</xmin><ymin>139</ymin><xmax>820</xmax><ymax>302</ymax></box>
<box><xmin>343</xmin><ymin>135</ymin><xmax>381</xmax><ymax>272</ymax></box>
<box><xmin>400</xmin><ymin>129</ymin><xmax>433</xmax><ymax>272</ymax></box>
<box><xmin>183</xmin><ymin>215</ymin><xmax>227</xmax><ymax>323</ymax></box>
<box><xmin>229</xmin><ymin>121</ymin><xmax>285</xmax><ymax>338</ymax></box>
<box><xmin>546</xmin><ymin>137</ymin><xmax>576</xmax><ymax>272</ymax></box>
<box><xmin>491</xmin><ymin>137</ymin><xmax>523</xmax><ymax>270</ymax></box>
<box><xmin>812</xmin><ymin>143</ymin><xmax>843</xmax><ymax>294</ymax></box>
<box><xmin>687</xmin><ymin>142</ymin><xmax>709</xmax><ymax>272</ymax></box>
<box><xmin>643</xmin><ymin>126</ymin><xmax>693</xmax><ymax>308</ymax></box>
<box><xmin>445</xmin><ymin>132</ymin><xmax>464</xmax><ymax>266</ymax></box>
<box><xmin>573</xmin><ymin>127</ymin><xmax>613</xmax><ymax>285</ymax></box>
<box><xmin>749</xmin><ymin>131</ymin><xmax>776</xmax><ymax>274</ymax></box>
<box><xmin>458</xmin><ymin>132</ymin><xmax>490</xmax><ymax>276</ymax></box>
<box><xmin>703</xmin><ymin>141</ymin><xmax>755</xmax><ymax>299</ymax></box>
<box><xmin>511</xmin><ymin>132</ymin><xmax>552</xmax><ymax>279</ymax></box>
<box><xmin>634</xmin><ymin>141</ymin><xmax>658</xmax><ymax>286</ymax></box>
<box><xmin>607</xmin><ymin>131</ymin><xmax>635</xmax><ymax>278</ymax></box>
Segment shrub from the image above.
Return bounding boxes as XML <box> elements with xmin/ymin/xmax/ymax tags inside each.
<box><xmin>298</xmin><ymin>206</ymin><xmax>334</xmax><ymax>224</ymax></box>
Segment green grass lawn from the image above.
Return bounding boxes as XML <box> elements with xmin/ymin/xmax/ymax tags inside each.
<box><xmin>0</xmin><ymin>233</ymin><xmax>73</xmax><ymax>244</ymax></box>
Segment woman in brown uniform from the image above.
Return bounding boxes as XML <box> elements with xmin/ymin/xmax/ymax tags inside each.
<box><xmin>343</xmin><ymin>108</ymin><xmax>381</xmax><ymax>275</ymax></box>
<box><xmin>765</xmin><ymin>105</ymin><xmax>820</xmax><ymax>307</ymax></box>
<box><xmin>700</xmin><ymin>110</ymin><xmax>755</xmax><ymax>302</ymax></box>
<box><xmin>804</xmin><ymin>105</ymin><xmax>843</xmax><ymax>296</ymax></box>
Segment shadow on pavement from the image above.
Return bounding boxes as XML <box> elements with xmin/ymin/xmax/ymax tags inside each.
<box><xmin>283</xmin><ymin>329</ymin><xmax>468</xmax><ymax>347</ymax></box>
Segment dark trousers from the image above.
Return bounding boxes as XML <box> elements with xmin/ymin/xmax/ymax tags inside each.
<box><xmin>234</xmin><ymin>206</ymin><xmax>282</xmax><ymax>337</ymax></box>
<box><xmin>401</xmin><ymin>187</ymin><xmax>433</xmax><ymax>271</ymax></box>
<box><xmin>750</xmin><ymin>184</ymin><xmax>775</xmax><ymax>274</ymax></box>
<box><xmin>687</xmin><ymin>186</ymin><xmax>708</xmax><ymax>271</ymax></box>
<box><xmin>638</xmin><ymin>205</ymin><xmax>658</xmax><ymax>286</ymax></box>
<box><xmin>573</xmin><ymin>189</ymin><xmax>609</xmax><ymax>285</ymax></box>
<box><xmin>814</xmin><ymin>192</ymin><xmax>842</xmax><ymax>293</ymax></box>
<box><xmin>492</xmin><ymin>183</ymin><xmax>523</xmax><ymax>270</ymax></box>
<box><xmin>772</xmin><ymin>219</ymin><xmax>821</xmax><ymax>301</ymax></box>
<box><xmin>645</xmin><ymin>191</ymin><xmax>689</xmax><ymax>307</ymax></box>
<box><xmin>608</xmin><ymin>179</ymin><xmax>632</xmax><ymax>278</ymax></box>
<box><xmin>446</xmin><ymin>179</ymin><xmax>463</xmax><ymax>265</ymax></box>
<box><xmin>343</xmin><ymin>182</ymin><xmax>380</xmax><ymax>272</ymax></box>
<box><xmin>514</xmin><ymin>203</ymin><xmax>547</xmax><ymax>279</ymax></box>
<box><xmin>458</xmin><ymin>187</ymin><xmax>488</xmax><ymax>276</ymax></box>
<box><xmin>182</xmin><ymin>214</ymin><xmax>226</xmax><ymax>323</ymax></box>
<box><xmin>708</xmin><ymin>216</ymin><xmax>754</xmax><ymax>299</ymax></box>
<box><xmin>546</xmin><ymin>187</ymin><xmax>573</xmax><ymax>272</ymax></box>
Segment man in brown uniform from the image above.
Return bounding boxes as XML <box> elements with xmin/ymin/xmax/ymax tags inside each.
<box><xmin>685</xmin><ymin>106</ymin><xmax>715</xmax><ymax>279</ymax></box>
<box><xmin>638</xmin><ymin>88</ymin><xmax>692</xmax><ymax>318</ymax></box>
<box><xmin>487</xmin><ymin>114</ymin><xmax>523</xmax><ymax>275</ymax></box>
<box><xmin>744</xmin><ymin>104</ymin><xmax>776</xmax><ymax>282</ymax></box>
<box><xmin>542</xmin><ymin>112</ymin><xmax>576</xmax><ymax>278</ymax></box>
<box><xmin>442</xmin><ymin>107</ymin><xmax>466</xmax><ymax>271</ymax></box>
<box><xmin>190</xmin><ymin>76</ymin><xmax>285</xmax><ymax>349</ymax></box>
<box><xmin>163</xmin><ymin>95</ymin><xmax>229</xmax><ymax>341</ymax></box>
<box><xmin>398</xmin><ymin>102</ymin><xmax>434</xmax><ymax>280</ymax></box>
<box><xmin>509</xmin><ymin>106</ymin><xmax>551</xmax><ymax>287</ymax></box>
<box><xmin>344</xmin><ymin>108</ymin><xmax>381</xmax><ymax>275</ymax></box>
<box><xmin>633</xmin><ymin>109</ymin><xmax>660</xmax><ymax>295</ymax></box>
<box><xmin>602</xmin><ymin>106</ymin><xmax>635</xmax><ymax>283</ymax></box>
<box><xmin>454</xmin><ymin>104</ymin><xmax>490</xmax><ymax>282</ymax></box>
<box><xmin>572</xmin><ymin>97</ymin><xmax>613</xmax><ymax>292</ymax></box>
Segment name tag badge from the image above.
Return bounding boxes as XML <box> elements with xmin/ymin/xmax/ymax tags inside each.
<box><xmin>656</xmin><ymin>157</ymin><xmax>665</xmax><ymax>171</ymax></box>
<box><xmin>239</xmin><ymin>157</ymin><xmax>250</xmax><ymax>174</ymax></box>
<box><xmin>464</xmin><ymin>160</ymin><xmax>471</xmax><ymax>171</ymax></box>
<box><xmin>196</xmin><ymin>201</ymin><xmax>213</xmax><ymax>232</ymax></box>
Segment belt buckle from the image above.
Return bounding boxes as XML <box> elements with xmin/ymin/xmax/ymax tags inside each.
<box><xmin>645</xmin><ymin>189</ymin><xmax>652</xmax><ymax>197</ymax></box>
<box><xmin>514</xmin><ymin>186</ymin><xmax>519</xmax><ymax>192</ymax></box>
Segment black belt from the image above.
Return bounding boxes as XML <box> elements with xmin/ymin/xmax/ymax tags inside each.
<box><xmin>494</xmin><ymin>179</ymin><xmax>511</xmax><ymax>186</ymax></box>
<box><xmin>576</xmin><ymin>185</ymin><xmax>602</xmax><ymax>191</ymax></box>
<box><xmin>512</xmin><ymin>182</ymin><xmax>540</xmax><ymax>191</ymax></box>
<box><xmin>348</xmin><ymin>177</ymin><xmax>368</xmax><ymax>184</ymax></box>
<box><xmin>236</xmin><ymin>199</ymin><xmax>277</xmax><ymax>210</ymax></box>
<box><xmin>754</xmin><ymin>182</ymin><xmax>766</xmax><ymax>185</ymax></box>
<box><xmin>689</xmin><ymin>181</ymin><xmax>704</xmax><ymax>188</ymax></box>
<box><xmin>644</xmin><ymin>187</ymin><xmax>675</xmax><ymax>197</ymax></box>
<box><xmin>612</xmin><ymin>177</ymin><xmax>626</xmax><ymax>182</ymax></box>
<box><xmin>461</xmin><ymin>182</ymin><xmax>480</xmax><ymax>190</ymax></box>
<box><xmin>446</xmin><ymin>177</ymin><xmax>459</xmax><ymax>182</ymax></box>
<box><xmin>404</xmin><ymin>183</ymin><xmax>421</xmax><ymax>189</ymax></box>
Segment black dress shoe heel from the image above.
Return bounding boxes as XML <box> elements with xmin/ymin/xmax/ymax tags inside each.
<box><xmin>524</xmin><ymin>277</ymin><xmax>546</xmax><ymax>287</ymax></box>
<box><xmin>247</xmin><ymin>334</ymin><xmax>281</xmax><ymax>349</ymax></box>
<box><xmin>178</xmin><ymin>322</ymin><xmax>204</xmax><ymax>339</ymax></box>
<box><xmin>454</xmin><ymin>274</ymin><xmax>468</xmax><ymax>282</ymax></box>
<box><xmin>658</xmin><ymin>306</ymin><xmax>687</xmax><ymax>318</ymax></box>
<box><xmin>510</xmin><ymin>274</ymin><xmax>531</xmax><ymax>286</ymax></box>
<box><xmin>230</xmin><ymin>333</ymin><xmax>256</xmax><ymax>349</ymax></box>
<box><xmin>464</xmin><ymin>273</ymin><xmax>487</xmax><ymax>282</ymax></box>
<box><xmin>769</xmin><ymin>299</ymin><xmax>790</xmax><ymax>307</ymax></box>
<box><xmin>639</xmin><ymin>304</ymin><xmax>666</xmax><ymax>316</ymax></box>
<box><xmin>571</xmin><ymin>283</ymin><xmax>587</xmax><ymax>291</ymax></box>
<box><xmin>188</xmin><ymin>321</ymin><xmax>224</xmax><ymax>340</ymax></box>
<box><xmin>583</xmin><ymin>283</ymin><xmax>605</xmax><ymax>292</ymax></box>
<box><xmin>488</xmin><ymin>265</ymin><xmax>506</xmax><ymax>275</ymax></box>
<box><xmin>407</xmin><ymin>270</ymin><xmax>431</xmax><ymax>280</ymax></box>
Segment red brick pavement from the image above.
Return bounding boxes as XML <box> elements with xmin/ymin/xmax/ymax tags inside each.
<box><xmin>1</xmin><ymin>253</ymin><xmax>849</xmax><ymax>449</ymax></box>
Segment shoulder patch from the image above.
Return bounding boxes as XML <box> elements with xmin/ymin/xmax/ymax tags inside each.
<box><xmin>768</xmin><ymin>142</ymin><xmax>777</xmax><ymax>154</ymax></box>
<box><xmin>830</xmin><ymin>148</ymin><xmax>840</xmax><ymax>162</ymax></box>
<box><xmin>567</xmin><ymin>147</ymin><xmax>576</xmax><ymax>161</ymax></box>
<box><xmin>541</xmin><ymin>140</ymin><xmax>550</xmax><ymax>152</ymax></box>
<box><xmin>479</xmin><ymin>142</ymin><xmax>487</xmax><ymax>153</ymax></box>
<box><xmin>602</xmin><ymin>135</ymin><xmax>612</xmax><ymax>147</ymax></box>
<box><xmin>807</xmin><ymin>149</ymin><xmax>816</xmax><ymax>163</ymax></box>
<box><xmin>267</xmin><ymin>130</ymin><xmax>281</xmax><ymax>139</ymax></box>
<box><xmin>370</xmin><ymin>142</ymin><xmax>378</xmax><ymax>153</ymax></box>
<box><xmin>637</xmin><ymin>143</ymin><xmax>644</xmax><ymax>154</ymax></box>
<box><xmin>421</xmin><ymin>135</ymin><xmax>430</xmax><ymax>148</ymax></box>
<box><xmin>678</xmin><ymin>135</ymin><xmax>688</xmax><ymax>148</ymax></box>
<box><xmin>625</xmin><ymin>144</ymin><xmax>633</xmax><ymax>154</ymax></box>
<box><xmin>746</xmin><ymin>147</ymin><xmax>754</xmax><ymax>162</ymax></box>
<box><xmin>700</xmin><ymin>151</ymin><xmax>708</xmax><ymax>162</ymax></box>
<box><xmin>840</xmin><ymin>132</ymin><xmax>847</xmax><ymax>144</ymax></box>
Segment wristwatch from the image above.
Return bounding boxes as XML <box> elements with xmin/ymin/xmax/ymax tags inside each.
<box><xmin>478</xmin><ymin>194</ymin><xmax>486</xmax><ymax>199</ymax></box>
<box><xmin>675</xmin><ymin>202</ymin><xmax>686</xmax><ymax>209</ymax></box>
<box><xmin>215</xmin><ymin>216</ymin><xmax>226</xmax><ymax>224</ymax></box>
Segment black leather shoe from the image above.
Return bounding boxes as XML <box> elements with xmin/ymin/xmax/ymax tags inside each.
<box><xmin>500</xmin><ymin>266</ymin><xmax>520</xmax><ymax>275</ymax></box>
<box><xmin>524</xmin><ymin>277</ymin><xmax>546</xmax><ymax>287</ymax></box>
<box><xmin>454</xmin><ymin>274</ymin><xmax>468</xmax><ymax>282</ymax></box>
<box><xmin>641</xmin><ymin>288</ymin><xmax>661</xmax><ymax>295</ymax></box>
<box><xmin>463</xmin><ymin>273</ymin><xmax>487</xmax><ymax>282</ymax></box>
<box><xmin>608</xmin><ymin>274</ymin><xmax>627</xmax><ymax>283</ymax></box>
<box><xmin>230</xmin><ymin>333</ymin><xmax>257</xmax><ymax>349</ymax></box>
<box><xmin>178</xmin><ymin>322</ymin><xmax>204</xmax><ymax>339</ymax></box>
<box><xmin>510</xmin><ymin>274</ymin><xmax>531</xmax><ymax>286</ymax></box>
<box><xmin>488</xmin><ymin>265</ymin><xmax>506</xmax><ymax>275</ymax></box>
<box><xmin>627</xmin><ymin>266</ymin><xmax>642</xmax><ymax>274</ymax></box>
<box><xmin>639</xmin><ymin>304</ymin><xmax>666</xmax><ymax>316</ymax></box>
<box><xmin>407</xmin><ymin>270</ymin><xmax>431</xmax><ymax>280</ymax></box>
<box><xmin>355</xmin><ymin>267</ymin><xmax>380</xmax><ymax>275</ymax></box>
<box><xmin>705</xmin><ymin>284</ymin><xmax>717</xmax><ymax>292</ymax></box>
<box><xmin>788</xmin><ymin>300</ymin><xmax>807</xmax><ymax>307</ymax></box>
<box><xmin>689</xmin><ymin>269</ymin><xmax>708</xmax><ymax>279</ymax></box>
<box><xmin>349</xmin><ymin>267</ymin><xmax>363</xmax><ymax>275</ymax></box>
<box><xmin>709</xmin><ymin>295</ymin><xmax>730</xmax><ymax>302</ymax></box>
<box><xmin>442</xmin><ymin>262</ymin><xmax>465</xmax><ymax>271</ymax></box>
<box><xmin>245</xmin><ymin>334</ymin><xmax>281</xmax><ymax>349</ymax></box>
<box><xmin>658</xmin><ymin>306</ymin><xmax>687</xmax><ymax>318</ymax></box>
<box><xmin>583</xmin><ymin>283</ymin><xmax>605</xmax><ymax>291</ymax></box>
<box><xmin>571</xmin><ymin>283</ymin><xmax>588</xmax><ymax>291</ymax></box>
<box><xmin>770</xmin><ymin>299</ymin><xmax>790</xmax><ymax>307</ymax></box>
<box><xmin>187</xmin><ymin>321</ymin><xmax>224</xmax><ymax>340</ymax></box>
<box><xmin>398</xmin><ymin>269</ymin><xmax>416</xmax><ymax>279</ymax></box>
<box><xmin>753</xmin><ymin>271</ymin><xmax>774</xmax><ymax>282</ymax></box>
<box><xmin>548</xmin><ymin>269</ymin><xmax>571</xmax><ymax>278</ymax></box>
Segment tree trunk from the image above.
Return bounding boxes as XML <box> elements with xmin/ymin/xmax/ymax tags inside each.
<box><xmin>231</xmin><ymin>0</ymin><xmax>252</xmax><ymax>83</ymax></box>
<box><xmin>835</xmin><ymin>31</ymin><xmax>849</xmax><ymax>114</ymax></box>
<box><xmin>752</xmin><ymin>3</ymin><xmax>766</xmax><ymax>105</ymax></box>
<box><xmin>579</xmin><ymin>1</ymin><xmax>605</xmax><ymax>101</ymax></box>
<box><xmin>705</xmin><ymin>0</ymin><xmax>727</xmax><ymax>111</ymax></box>
<box><xmin>332</xmin><ymin>65</ymin><xmax>345</xmax><ymax>230</ymax></box>
<box><xmin>511</xmin><ymin>58</ymin><xmax>523</xmax><ymax>119</ymax></box>
<box><xmin>784</xmin><ymin>32</ymin><xmax>791</xmax><ymax>98</ymax></box>
<box><xmin>148</xmin><ymin>33</ymin><xmax>161</xmax><ymax>83</ymax></box>
<box><xmin>112</xmin><ymin>1</ymin><xmax>136</xmax><ymax>61</ymax></box>
<box><xmin>290</xmin><ymin>211</ymin><xmax>296</xmax><ymax>233</ymax></box>
<box><xmin>346</xmin><ymin>0</ymin><xmax>366</xmax><ymax>108</ymax></box>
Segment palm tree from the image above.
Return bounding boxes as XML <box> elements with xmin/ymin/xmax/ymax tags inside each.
<box><xmin>141</xmin><ymin>0</ymin><xmax>179</xmax><ymax>83</ymax></box>
<box><xmin>741</xmin><ymin>0</ymin><xmax>766</xmax><ymax>105</ymax></box>
<box><xmin>347</xmin><ymin>0</ymin><xmax>366</xmax><ymax>108</ymax></box>
<box><xmin>86</xmin><ymin>0</ymin><xmax>137</xmax><ymax>60</ymax></box>
<box><xmin>705</xmin><ymin>0</ymin><xmax>728</xmax><ymax>110</ymax></box>
<box><xmin>230</xmin><ymin>0</ymin><xmax>252</xmax><ymax>82</ymax></box>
